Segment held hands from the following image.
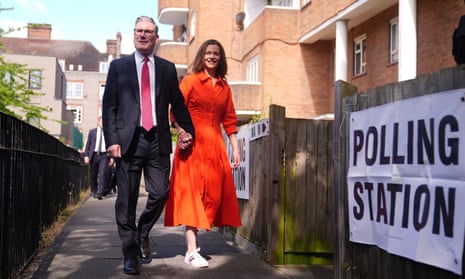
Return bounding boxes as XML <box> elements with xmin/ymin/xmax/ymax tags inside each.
<box><xmin>177</xmin><ymin>130</ymin><xmax>193</xmax><ymax>150</ymax></box>
<box><xmin>107</xmin><ymin>144</ymin><xmax>121</xmax><ymax>158</ymax></box>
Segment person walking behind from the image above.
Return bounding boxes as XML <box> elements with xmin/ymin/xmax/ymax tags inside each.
<box><xmin>83</xmin><ymin>116</ymin><xmax>111</xmax><ymax>200</ymax></box>
<box><xmin>102</xmin><ymin>16</ymin><xmax>194</xmax><ymax>275</ymax></box>
<box><xmin>164</xmin><ymin>39</ymin><xmax>242</xmax><ymax>268</ymax></box>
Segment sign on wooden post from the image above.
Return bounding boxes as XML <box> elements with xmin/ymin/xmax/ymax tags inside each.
<box><xmin>347</xmin><ymin>89</ymin><xmax>465</xmax><ymax>275</ymax></box>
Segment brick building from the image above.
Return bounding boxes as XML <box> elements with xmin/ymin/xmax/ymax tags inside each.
<box><xmin>156</xmin><ymin>0</ymin><xmax>465</xmax><ymax>121</ymax></box>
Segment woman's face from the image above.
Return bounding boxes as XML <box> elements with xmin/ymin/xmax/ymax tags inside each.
<box><xmin>203</xmin><ymin>44</ymin><xmax>220</xmax><ymax>71</ymax></box>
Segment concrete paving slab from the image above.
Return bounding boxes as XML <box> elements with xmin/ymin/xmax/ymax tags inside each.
<box><xmin>31</xmin><ymin>191</ymin><xmax>333</xmax><ymax>279</ymax></box>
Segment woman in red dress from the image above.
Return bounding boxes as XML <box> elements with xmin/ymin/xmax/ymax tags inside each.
<box><xmin>165</xmin><ymin>39</ymin><xmax>242</xmax><ymax>268</ymax></box>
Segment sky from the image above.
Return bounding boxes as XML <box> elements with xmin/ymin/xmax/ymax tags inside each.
<box><xmin>0</xmin><ymin>0</ymin><xmax>172</xmax><ymax>54</ymax></box>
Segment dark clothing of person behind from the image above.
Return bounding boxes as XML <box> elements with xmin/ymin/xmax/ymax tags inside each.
<box><xmin>83</xmin><ymin>127</ymin><xmax>109</xmax><ymax>197</ymax></box>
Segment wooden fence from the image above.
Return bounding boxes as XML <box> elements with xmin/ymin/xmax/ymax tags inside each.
<box><xmin>333</xmin><ymin>65</ymin><xmax>465</xmax><ymax>279</ymax></box>
<box><xmin>235</xmin><ymin>105</ymin><xmax>334</xmax><ymax>265</ymax></box>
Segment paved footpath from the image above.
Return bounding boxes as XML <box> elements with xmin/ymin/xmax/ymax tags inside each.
<box><xmin>30</xmin><ymin>191</ymin><xmax>333</xmax><ymax>279</ymax></box>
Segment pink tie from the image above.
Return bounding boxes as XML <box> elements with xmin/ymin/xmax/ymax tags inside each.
<box><xmin>141</xmin><ymin>57</ymin><xmax>153</xmax><ymax>131</ymax></box>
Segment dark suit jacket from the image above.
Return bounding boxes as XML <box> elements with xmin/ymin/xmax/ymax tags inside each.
<box><xmin>102</xmin><ymin>53</ymin><xmax>194</xmax><ymax>155</ymax></box>
<box><xmin>83</xmin><ymin>128</ymin><xmax>97</xmax><ymax>162</ymax></box>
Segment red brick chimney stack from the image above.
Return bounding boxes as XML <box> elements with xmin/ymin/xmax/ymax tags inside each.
<box><xmin>106</xmin><ymin>32</ymin><xmax>122</xmax><ymax>59</ymax></box>
<box><xmin>27</xmin><ymin>23</ymin><xmax>52</xmax><ymax>40</ymax></box>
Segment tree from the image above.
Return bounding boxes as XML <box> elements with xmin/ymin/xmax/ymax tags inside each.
<box><xmin>0</xmin><ymin>7</ymin><xmax>51</xmax><ymax>130</ymax></box>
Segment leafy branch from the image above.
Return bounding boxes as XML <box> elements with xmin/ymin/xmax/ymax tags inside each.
<box><xmin>0</xmin><ymin>7</ymin><xmax>52</xmax><ymax>131</ymax></box>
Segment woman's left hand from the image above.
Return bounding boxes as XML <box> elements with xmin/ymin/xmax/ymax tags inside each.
<box><xmin>177</xmin><ymin>131</ymin><xmax>193</xmax><ymax>150</ymax></box>
<box><xmin>231</xmin><ymin>149</ymin><xmax>240</xmax><ymax>168</ymax></box>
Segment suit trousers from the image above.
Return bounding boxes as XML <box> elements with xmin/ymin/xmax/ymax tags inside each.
<box><xmin>115</xmin><ymin>128</ymin><xmax>170</xmax><ymax>259</ymax></box>
<box><xmin>90</xmin><ymin>152</ymin><xmax>109</xmax><ymax>194</ymax></box>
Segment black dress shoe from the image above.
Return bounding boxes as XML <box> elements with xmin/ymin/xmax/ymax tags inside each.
<box><xmin>123</xmin><ymin>257</ymin><xmax>140</xmax><ymax>274</ymax></box>
<box><xmin>139</xmin><ymin>238</ymin><xmax>152</xmax><ymax>264</ymax></box>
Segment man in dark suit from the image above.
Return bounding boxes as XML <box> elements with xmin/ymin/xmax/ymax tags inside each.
<box><xmin>102</xmin><ymin>16</ymin><xmax>194</xmax><ymax>275</ymax></box>
<box><xmin>83</xmin><ymin>116</ymin><xmax>110</xmax><ymax>200</ymax></box>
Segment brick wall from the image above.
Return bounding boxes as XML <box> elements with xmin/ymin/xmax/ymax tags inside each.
<box><xmin>348</xmin><ymin>5</ymin><xmax>398</xmax><ymax>93</ymax></box>
<box><xmin>300</xmin><ymin>0</ymin><xmax>356</xmax><ymax>35</ymax></box>
<box><xmin>348</xmin><ymin>1</ymin><xmax>465</xmax><ymax>93</ymax></box>
<box><xmin>417</xmin><ymin>0</ymin><xmax>465</xmax><ymax>76</ymax></box>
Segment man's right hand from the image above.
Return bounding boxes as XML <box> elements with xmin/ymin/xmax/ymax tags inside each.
<box><xmin>107</xmin><ymin>144</ymin><xmax>122</xmax><ymax>158</ymax></box>
<box><xmin>177</xmin><ymin>131</ymin><xmax>193</xmax><ymax>150</ymax></box>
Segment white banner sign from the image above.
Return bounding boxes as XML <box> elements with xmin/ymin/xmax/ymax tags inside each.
<box><xmin>348</xmin><ymin>89</ymin><xmax>465</xmax><ymax>275</ymax></box>
<box><xmin>225</xmin><ymin>124</ymin><xmax>250</xmax><ymax>199</ymax></box>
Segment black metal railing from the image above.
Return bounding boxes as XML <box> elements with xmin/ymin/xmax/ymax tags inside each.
<box><xmin>0</xmin><ymin>112</ymin><xmax>88</xmax><ymax>279</ymax></box>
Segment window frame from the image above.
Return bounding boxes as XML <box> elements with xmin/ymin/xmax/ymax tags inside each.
<box><xmin>28</xmin><ymin>69</ymin><xmax>42</xmax><ymax>89</ymax></box>
<box><xmin>353</xmin><ymin>34</ymin><xmax>367</xmax><ymax>76</ymax></box>
<box><xmin>66</xmin><ymin>81</ymin><xmax>84</xmax><ymax>99</ymax></box>
<box><xmin>189</xmin><ymin>11</ymin><xmax>196</xmax><ymax>41</ymax></box>
<box><xmin>247</xmin><ymin>55</ymin><xmax>259</xmax><ymax>82</ymax></box>
<box><xmin>99</xmin><ymin>61</ymin><xmax>109</xmax><ymax>73</ymax></box>
<box><xmin>67</xmin><ymin>105</ymin><xmax>83</xmax><ymax>124</ymax></box>
<box><xmin>389</xmin><ymin>18</ymin><xmax>399</xmax><ymax>64</ymax></box>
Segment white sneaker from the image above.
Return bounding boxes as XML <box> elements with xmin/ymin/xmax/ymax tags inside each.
<box><xmin>184</xmin><ymin>248</ymin><xmax>209</xmax><ymax>268</ymax></box>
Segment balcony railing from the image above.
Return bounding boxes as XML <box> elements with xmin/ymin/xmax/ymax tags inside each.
<box><xmin>157</xmin><ymin>41</ymin><xmax>188</xmax><ymax>65</ymax></box>
<box><xmin>158</xmin><ymin>0</ymin><xmax>189</xmax><ymax>25</ymax></box>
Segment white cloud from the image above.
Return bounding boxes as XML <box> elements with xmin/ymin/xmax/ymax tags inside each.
<box><xmin>0</xmin><ymin>19</ymin><xmax>27</xmax><ymax>37</ymax></box>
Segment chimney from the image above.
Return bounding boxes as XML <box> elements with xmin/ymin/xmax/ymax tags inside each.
<box><xmin>106</xmin><ymin>32</ymin><xmax>122</xmax><ymax>59</ymax></box>
<box><xmin>27</xmin><ymin>23</ymin><xmax>52</xmax><ymax>40</ymax></box>
<box><xmin>106</xmin><ymin>39</ymin><xmax>117</xmax><ymax>56</ymax></box>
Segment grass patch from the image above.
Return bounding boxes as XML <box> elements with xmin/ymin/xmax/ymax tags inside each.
<box><xmin>20</xmin><ymin>191</ymin><xmax>88</xmax><ymax>278</ymax></box>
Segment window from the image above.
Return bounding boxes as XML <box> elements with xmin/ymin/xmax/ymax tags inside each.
<box><xmin>247</xmin><ymin>55</ymin><xmax>259</xmax><ymax>82</ymax></box>
<box><xmin>99</xmin><ymin>83</ymin><xmax>105</xmax><ymax>100</ymax></box>
<box><xmin>353</xmin><ymin>35</ymin><xmax>367</xmax><ymax>76</ymax></box>
<box><xmin>390</xmin><ymin>18</ymin><xmax>399</xmax><ymax>64</ymax></box>
<box><xmin>277</xmin><ymin>0</ymin><xmax>293</xmax><ymax>7</ymax></box>
<box><xmin>99</xmin><ymin>61</ymin><xmax>109</xmax><ymax>73</ymax></box>
<box><xmin>190</xmin><ymin>12</ymin><xmax>196</xmax><ymax>41</ymax></box>
<box><xmin>67</xmin><ymin>105</ymin><xmax>82</xmax><ymax>124</ymax></box>
<box><xmin>66</xmin><ymin>81</ymin><xmax>84</xmax><ymax>99</ymax></box>
<box><xmin>58</xmin><ymin>60</ymin><xmax>65</xmax><ymax>71</ymax></box>
<box><xmin>29</xmin><ymin>69</ymin><xmax>42</xmax><ymax>89</ymax></box>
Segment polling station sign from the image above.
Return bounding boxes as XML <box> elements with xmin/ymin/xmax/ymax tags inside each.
<box><xmin>347</xmin><ymin>89</ymin><xmax>465</xmax><ymax>275</ymax></box>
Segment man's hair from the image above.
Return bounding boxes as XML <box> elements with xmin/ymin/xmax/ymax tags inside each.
<box><xmin>135</xmin><ymin>16</ymin><xmax>159</xmax><ymax>35</ymax></box>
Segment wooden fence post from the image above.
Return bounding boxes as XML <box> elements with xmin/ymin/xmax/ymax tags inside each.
<box><xmin>333</xmin><ymin>80</ymin><xmax>358</xmax><ymax>279</ymax></box>
<box><xmin>267</xmin><ymin>105</ymin><xmax>286</xmax><ymax>264</ymax></box>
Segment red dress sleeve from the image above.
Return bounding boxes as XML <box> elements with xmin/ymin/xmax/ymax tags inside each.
<box><xmin>170</xmin><ymin>75</ymin><xmax>193</xmax><ymax>125</ymax></box>
<box><xmin>221</xmin><ymin>82</ymin><xmax>238</xmax><ymax>136</ymax></box>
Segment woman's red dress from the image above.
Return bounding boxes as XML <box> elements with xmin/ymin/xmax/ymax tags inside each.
<box><xmin>164</xmin><ymin>71</ymin><xmax>242</xmax><ymax>230</ymax></box>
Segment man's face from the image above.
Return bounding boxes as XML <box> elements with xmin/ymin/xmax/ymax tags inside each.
<box><xmin>133</xmin><ymin>20</ymin><xmax>158</xmax><ymax>56</ymax></box>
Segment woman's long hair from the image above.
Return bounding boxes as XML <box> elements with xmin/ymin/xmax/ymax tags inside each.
<box><xmin>191</xmin><ymin>39</ymin><xmax>228</xmax><ymax>78</ymax></box>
